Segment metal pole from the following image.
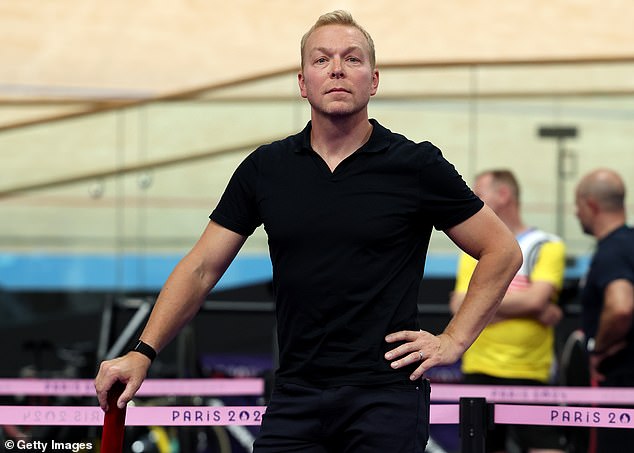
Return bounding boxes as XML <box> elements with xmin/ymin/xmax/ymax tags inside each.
<box><xmin>537</xmin><ymin>125</ymin><xmax>578</xmax><ymax>240</ymax></box>
<box><xmin>556</xmin><ymin>137</ymin><xmax>565</xmax><ymax>238</ymax></box>
<box><xmin>459</xmin><ymin>397</ymin><xmax>489</xmax><ymax>453</ymax></box>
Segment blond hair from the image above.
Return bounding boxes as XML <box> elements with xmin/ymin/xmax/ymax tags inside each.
<box><xmin>477</xmin><ymin>169</ymin><xmax>521</xmax><ymax>202</ymax></box>
<box><xmin>300</xmin><ymin>10</ymin><xmax>376</xmax><ymax>69</ymax></box>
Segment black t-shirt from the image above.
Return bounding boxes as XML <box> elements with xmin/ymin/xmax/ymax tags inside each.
<box><xmin>210</xmin><ymin>119</ymin><xmax>483</xmax><ymax>387</ymax></box>
<box><xmin>581</xmin><ymin>225</ymin><xmax>634</xmax><ymax>377</ymax></box>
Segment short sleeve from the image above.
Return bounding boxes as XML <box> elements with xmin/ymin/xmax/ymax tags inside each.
<box><xmin>594</xmin><ymin>249</ymin><xmax>634</xmax><ymax>289</ymax></box>
<box><xmin>209</xmin><ymin>152</ymin><xmax>262</xmax><ymax>236</ymax></box>
<box><xmin>417</xmin><ymin>142</ymin><xmax>484</xmax><ymax>231</ymax></box>
<box><xmin>530</xmin><ymin>240</ymin><xmax>566</xmax><ymax>290</ymax></box>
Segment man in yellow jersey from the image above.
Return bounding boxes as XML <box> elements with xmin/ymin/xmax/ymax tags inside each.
<box><xmin>450</xmin><ymin>169</ymin><xmax>566</xmax><ymax>453</ymax></box>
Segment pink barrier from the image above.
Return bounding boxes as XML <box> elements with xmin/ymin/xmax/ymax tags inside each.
<box><xmin>2</xmin><ymin>404</ymin><xmax>633</xmax><ymax>428</ymax></box>
<box><xmin>0</xmin><ymin>405</ymin><xmax>459</xmax><ymax>426</ymax></box>
<box><xmin>0</xmin><ymin>378</ymin><xmax>264</xmax><ymax>397</ymax></box>
<box><xmin>0</xmin><ymin>406</ymin><xmax>268</xmax><ymax>427</ymax></box>
<box><xmin>495</xmin><ymin>404</ymin><xmax>634</xmax><ymax>429</ymax></box>
<box><xmin>431</xmin><ymin>383</ymin><xmax>634</xmax><ymax>405</ymax></box>
<box><xmin>4</xmin><ymin>379</ymin><xmax>633</xmax><ymax>405</ymax></box>
<box><xmin>2</xmin><ymin>379</ymin><xmax>633</xmax><ymax>430</ymax></box>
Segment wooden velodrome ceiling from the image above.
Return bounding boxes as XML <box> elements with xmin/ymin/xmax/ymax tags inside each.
<box><xmin>2</xmin><ymin>0</ymin><xmax>634</xmax><ymax>105</ymax></box>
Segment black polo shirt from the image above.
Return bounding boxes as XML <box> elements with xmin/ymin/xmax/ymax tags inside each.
<box><xmin>581</xmin><ymin>225</ymin><xmax>634</xmax><ymax>378</ymax></box>
<box><xmin>210</xmin><ymin>119</ymin><xmax>483</xmax><ymax>387</ymax></box>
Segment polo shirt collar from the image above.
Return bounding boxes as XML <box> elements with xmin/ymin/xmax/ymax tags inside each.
<box><xmin>296</xmin><ymin>118</ymin><xmax>390</xmax><ymax>154</ymax></box>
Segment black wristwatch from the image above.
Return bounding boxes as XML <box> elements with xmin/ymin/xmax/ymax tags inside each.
<box><xmin>131</xmin><ymin>340</ymin><xmax>157</xmax><ymax>362</ymax></box>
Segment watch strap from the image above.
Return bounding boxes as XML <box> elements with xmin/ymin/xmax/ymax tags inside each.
<box><xmin>131</xmin><ymin>340</ymin><xmax>157</xmax><ymax>362</ymax></box>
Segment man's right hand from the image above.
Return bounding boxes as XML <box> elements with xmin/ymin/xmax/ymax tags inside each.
<box><xmin>537</xmin><ymin>304</ymin><xmax>563</xmax><ymax>326</ymax></box>
<box><xmin>95</xmin><ymin>352</ymin><xmax>151</xmax><ymax>411</ymax></box>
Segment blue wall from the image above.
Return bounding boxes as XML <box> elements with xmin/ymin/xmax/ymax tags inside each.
<box><xmin>0</xmin><ymin>252</ymin><xmax>590</xmax><ymax>292</ymax></box>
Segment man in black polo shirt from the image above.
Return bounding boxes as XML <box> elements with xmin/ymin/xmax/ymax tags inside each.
<box><xmin>575</xmin><ymin>168</ymin><xmax>634</xmax><ymax>452</ymax></box>
<box><xmin>96</xmin><ymin>10</ymin><xmax>522</xmax><ymax>452</ymax></box>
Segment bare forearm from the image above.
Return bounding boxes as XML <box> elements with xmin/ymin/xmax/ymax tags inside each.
<box><xmin>495</xmin><ymin>281</ymin><xmax>556</xmax><ymax>320</ymax></box>
<box><xmin>495</xmin><ymin>291</ymin><xmax>538</xmax><ymax>318</ymax></box>
<box><xmin>595</xmin><ymin>279</ymin><xmax>634</xmax><ymax>353</ymax></box>
<box><xmin>595</xmin><ymin>312</ymin><xmax>632</xmax><ymax>352</ymax></box>
<box><xmin>95</xmin><ymin>222</ymin><xmax>246</xmax><ymax>411</ymax></box>
<box><xmin>444</xmin><ymin>250</ymin><xmax>521</xmax><ymax>356</ymax></box>
<box><xmin>387</xmin><ymin>206</ymin><xmax>521</xmax><ymax>380</ymax></box>
<box><xmin>442</xmin><ymin>206</ymin><xmax>522</xmax><ymax>356</ymax></box>
<box><xmin>139</xmin><ymin>256</ymin><xmax>220</xmax><ymax>352</ymax></box>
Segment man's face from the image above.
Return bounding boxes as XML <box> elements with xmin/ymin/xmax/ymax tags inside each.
<box><xmin>473</xmin><ymin>174</ymin><xmax>502</xmax><ymax>213</ymax></box>
<box><xmin>574</xmin><ymin>188</ymin><xmax>594</xmax><ymax>235</ymax></box>
<box><xmin>298</xmin><ymin>24</ymin><xmax>379</xmax><ymax>118</ymax></box>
